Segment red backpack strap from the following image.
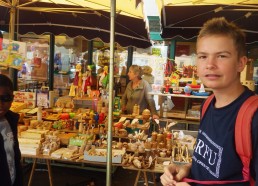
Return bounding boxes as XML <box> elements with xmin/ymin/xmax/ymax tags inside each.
<box><xmin>201</xmin><ymin>94</ymin><xmax>214</xmax><ymax>118</ymax></box>
<box><xmin>235</xmin><ymin>95</ymin><xmax>258</xmax><ymax>185</ymax></box>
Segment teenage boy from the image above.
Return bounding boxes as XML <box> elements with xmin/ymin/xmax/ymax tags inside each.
<box><xmin>0</xmin><ymin>74</ymin><xmax>23</xmax><ymax>186</ymax></box>
<box><xmin>161</xmin><ymin>17</ymin><xmax>258</xmax><ymax>186</ymax></box>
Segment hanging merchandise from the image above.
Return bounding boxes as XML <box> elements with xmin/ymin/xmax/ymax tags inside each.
<box><xmin>82</xmin><ymin>69</ymin><xmax>93</xmax><ymax>97</ymax></box>
<box><xmin>164</xmin><ymin>59</ymin><xmax>176</xmax><ymax>77</ymax></box>
<box><xmin>101</xmin><ymin>74</ymin><xmax>109</xmax><ymax>89</ymax></box>
<box><xmin>0</xmin><ymin>37</ymin><xmax>3</xmax><ymax>51</ymax></box>
<box><xmin>169</xmin><ymin>71</ymin><xmax>180</xmax><ymax>87</ymax></box>
<box><xmin>99</xmin><ymin>65</ymin><xmax>109</xmax><ymax>89</ymax></box>
<box><xmin>0</xmin><ymin>31</ymin><xmax>2</xmax><ymax>51</ymax></box>
<box><xmin>0</xmin><ymin>39</ymin><xmax>27</xmax><ymax>69</ymax></box>
<box><xmin>113</xmin><ymin>97</ymin><xmax>121</xmax><ymax>116</ymax></box>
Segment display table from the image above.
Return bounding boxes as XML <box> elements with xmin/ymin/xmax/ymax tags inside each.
<box><xmin>123</xmin><ymin>163</ymin><xmax>164</xmax><ymax>186</ymax></box>
<box><xmin>22</xmin><ymin>153</ymin><xmax>167</xmax><ymax>186</ymax></box>
<box><xmin>22</xmin><ymin>154</ymin><xmax>122</xmax><ymax>186</ymax></box>
<box><xmin>22</xmin><ymin>154</ymin><xmax>53</xmax><ymax>186</ymax></box>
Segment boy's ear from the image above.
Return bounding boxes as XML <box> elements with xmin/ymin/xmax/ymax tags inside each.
<box><xmin>237</xmin><ymin>56</ymin><xmax>248</xmax><ymax>73</ymax></box>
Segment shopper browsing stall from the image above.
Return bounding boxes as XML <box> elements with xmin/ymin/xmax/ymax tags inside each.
<box><xmin>0</xmin><ymin>74</ymin><xmax>23</xmax><ymax>186</ymax></box>
<box><xmin>121</xmin><ymin>64</ymin><xmax>159</xmax><ymax>119</ymax></box>
<box><xmin>161</xmin><ymin>17</ymin><xmax>258</xmax><ymax>186</ymax></box>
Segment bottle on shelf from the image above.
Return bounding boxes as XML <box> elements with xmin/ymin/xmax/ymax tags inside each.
<box><xmin>37</xmin><ymin>106</ymin><xmax>42</xmax><ymax>122</ymax></box>
<box><xmin>163</xmin><ymin>99</ymin><xmax>168</xmax><ymax>118</ymax></box>
<box><xmin>132</xmin><ymin>104</ymin><xmax>140</xmax><ymax>116</ymax></box>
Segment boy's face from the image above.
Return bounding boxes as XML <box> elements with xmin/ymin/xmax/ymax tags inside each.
<box><xmin>196</xmin><ymin>35</ymin><xmax>247</xmax><ymax>90</ymax></box>
<box><xmin>0</xmin><ymin>87</ymin><xmax>13</xmax><ymax>118</ymax></box>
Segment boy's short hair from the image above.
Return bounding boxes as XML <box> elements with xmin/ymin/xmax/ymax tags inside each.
<box><xmin>197</xmin><ymin>17</ymin><xmax>246</xmax><ymax>57</ymax></box>
<box><xmin>0</xmin><ymin>74</ymin><xmax>14</xmax><ymax>92</ymax></box>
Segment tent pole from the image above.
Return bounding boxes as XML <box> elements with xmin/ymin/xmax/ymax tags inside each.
<box><xmin>126</xmin><ymin>46</ymin><xmax>134</xmax><ymax>84</ymax></box>
<box><xmin>9</xmin><ymin>0</ymin><xmax>18</xmax><ymax>90</ymax></box>
<box><xmin>48</xmin><ymin>33</ymin><xmax>55</xmax><ymax>91</ymax></box>
<box><xmin>106</xmin><ymin>0</ymin><xmax>115</xmax><ymax>185</ymax></box>
<box><xmin>10</xmin><ymin>0</ymin><xmax>16</xmax><ymax>40</ymax></box>
<box><xmin>87</xmin><ymin>40</ymin><xmax>93</xmax><ymax>66</ymax></box>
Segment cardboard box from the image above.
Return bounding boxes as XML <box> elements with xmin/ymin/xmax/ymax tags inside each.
<box><xmin>69</xmin><ymin>134</ymin><xmax>95</xmax><ymax>147</ymax></box>
<box><xmin>84</xmin><ymin>149</ymin><xmax>125</xmax><ymax>163</ymax></box>
<box><xmin>20</xmin><ymin>147</ymin><xmax>40</xmax><ymax>155</ymax></box>
<box><xmin>10</xmin><ymin>102</ymin><xmax>27</xmax><ymax>112</ymax></box>
<box><xmin>167</xmin><ymin>110</ymin><xmax>186</xmax><ymax>118</ymax></box>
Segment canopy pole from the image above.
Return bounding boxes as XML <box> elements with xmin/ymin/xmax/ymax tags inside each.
<box><xmin>10</xmin><ymin>0</ymin><xmax>16</xmax><ymax>40</ymax></box>
<box><xmin>106</xmin><ymin>0</ymin><xmax>115</xmax><ymax>185</ymax></box>
<box><xmin>9</xmin><ymin>0</ymin><xmax>18</xmax><ymax>90</ymax></box>
<box><xmin>87</xmin><ymin>40</ymin><xmax>93</xmax><ymax>66</ymax></box>
<box><xmin>48</xmin><ymin>33</ymin><xmax>55</xmax><ymax>91</ymax></box>
<box><xmin>126</xmin><ymin>46</ymin><xmax>134</xmax><ymax>84</ymax></box>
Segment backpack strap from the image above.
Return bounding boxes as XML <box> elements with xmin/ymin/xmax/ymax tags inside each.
<box><xmin>235</xmin><ymin>95</ymin><xmax>258</xmax><ymax>185</ymax></box>
<box><xmin>201</xmin><ymin>94</ymin><xmax>214</xmax><ymax>118</ymax></box>
<box><xmin>183</xmin><ymin>95</ymin><xmax>258</xmax><ymax>185</ymax></box>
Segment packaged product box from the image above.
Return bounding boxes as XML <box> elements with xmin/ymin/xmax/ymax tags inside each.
<box><xmin>19</xmin><ymin>146</ymin><xmax>40</xmax><ymax>155</ymax></box>
<box><xmin>10</xmin><ymin>102</ymin><xmax>27</xmax><ymax>112</ymax></box>
<box><xmin>13</xmin><ymin>91</ymin><xmax>36</xmax><ymax>109</ymax></box>
<box><xmin>69</xmin><ymin>134</ymin><xmax>95</xmax><ymax>147</ymax></box>
<box><xmin>167</xmin><ymin>109</ymin><xmax>186</xmax><ymax>119</ymax></box>
<box><xmin>57</xmin><ymin>133</ymin><xmax>77</xmax><ymax>145</ymax></box>
<box><xmin>84</xmin><ymin>149</ymin><xmax>125</xmax><ymax>163</ymax></box>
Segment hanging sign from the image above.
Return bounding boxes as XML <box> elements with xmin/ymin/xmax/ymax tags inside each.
<box><xmin>0</xmin><ymin>39</ymin><xmax>27</xmax><ymax>69</ymax></box>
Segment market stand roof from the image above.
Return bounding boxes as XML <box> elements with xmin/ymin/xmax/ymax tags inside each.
<box><xmin>0</xmin><ymin>0</ymin><xmax>151</xmax><ymax>48</ymax></box>
<box><xmin>156</xmin><ymin>0</ymin><xmax>258</xmax><ymax>44</ymax></box>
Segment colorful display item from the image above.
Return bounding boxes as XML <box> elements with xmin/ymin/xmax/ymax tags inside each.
<box><xmin>113</xmin><ymin>97</ymin><xmax>121</xmax><ymax>116</ymax></box>
<box><xmin>192</xmin><ymin>91</ymin><xmax>210</xmax><ymax>96</ymax></box>
<box><xmin>184</xmin><ymin>85</ymin><xmax>192</xmax><ymax>96</ymax></box>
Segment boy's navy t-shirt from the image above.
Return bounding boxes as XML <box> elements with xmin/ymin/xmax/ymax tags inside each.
<box><xmin>190</xmin><ymin>87</ymin><xmax>258</xmax><ymax>186</ymax></box>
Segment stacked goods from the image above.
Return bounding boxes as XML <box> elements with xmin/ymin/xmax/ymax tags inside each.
<box><xmin>69</xmin><ymin>133</ymin><xmax>95</xmax><ymax>147</ymax></box>
<box><xmin>18</xmin><ymin>138</ymin><xmax>42</xmax><ymax>155</ymax></box>
<box><xmin>171</xmin><ymin>130</ymin><xmax>197</xmax><ymax>163</ymax></box>
<box><xmin>57</xmin><ymin>133</ymin><xmax>77</xmax><ymax>145</ymax></box>
<box><xmin>119</xmin><ymin>129</ymin><xmax>197</xmax><ymax>169</ymax></box>
<box><xmin>51</xmin><ymin>146</ymin><xmax>79</xmax><ymax>160</ymax></box>
<box><xmin>10</xmin><ymin>102</ymin><xmax>27</xmax><ymax>112</ymax></box>
<box><xmin>45</xmin><ymin>113</ymin><xmax>61</xmax><ymax>121</ymax></box>
<box><xmin>13</xmin><ymin>91</ymin><xmax>36</xmax><ymax>108</ymax></box>
<box><xmin>122</xmin><ymin>153</ymin><xmax>155</xmax><ymax>169</ymax></box>
<box><xmin>113</xmin><ymin>116</ymin><xmax>150</xmax><ymax>135</ymax></box>
<box><xmin>41</xmin><ymin>135</ymin><xmax>61</xmax><ymax>155</ymax></box>
<box><xmin>84</xmin><ymin>147</ymin><xmax>125</xmax><ymax>163</ymax></box>
<box><xmin>29</xmin><ymin>120</ymin><xmax>52</xmax><ymax>130</ymax></box>
<box><xmin>18</xmin><ymin>129</ymin><xmax>49</xmax><ymax>155</ymax></box>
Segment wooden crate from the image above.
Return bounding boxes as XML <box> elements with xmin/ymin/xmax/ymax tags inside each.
<box><xmin>167</xmin><ymin>109</ymin><xmax>186</xmax><ymax>118</ymax></box>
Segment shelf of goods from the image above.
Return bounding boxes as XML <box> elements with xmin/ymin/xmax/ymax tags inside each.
<box><xmin>149</xmin><ymin>92</ymin><xmax>209</xmax><ymax>130</ymax></box>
